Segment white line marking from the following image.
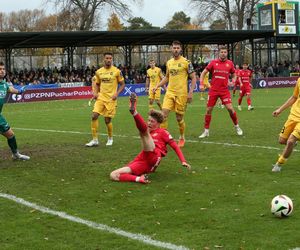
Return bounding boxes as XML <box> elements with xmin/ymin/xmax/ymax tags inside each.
<box><xmin>0</xmin><ymin>193</ymin><xmax>189</xmax><ymax>250</ymax></box>
<box><xmin>13</xmin><ymin>127</ymin><xmax>299</xmax><ymax>152</ymax></box>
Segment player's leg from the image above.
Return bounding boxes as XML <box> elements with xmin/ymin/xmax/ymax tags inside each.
<box><xmin>199</xmin><ymin>93</ymin><xmax>218</xmax><ymax>138</ymax></box>
<box><xmin>232</xmin><ymin>84</ymin><xmax>237</xmax><ymax>96</ymax></box>
<box><xmin>224</xmin><ymin>98</ymin><xmax>243</xmax><ymax>136</ymax></box>
<box><xmin>110</xmin><ymin>165</ymin><xmax>150</xmax><ymax>184</ymax></box>
<box><xmin>237</xmin><ymin>90</ymin><xmax>244</xmax><ymax>111</ymax></box>
<box><xmin>272</xmin><ymin>120</ymin><xmax>298</xmax><ymax>172</ymax></box>
<box><xmin>104</xmin><ymin>117</ymin><xmax>113</xmax><ymax>146</ymax></box>
<box><xmin>86</xmin><ymin>112</ymin><xmax>100</xmax><ymax>146</ymax></box>
<box><xmin>174</xmin><ymin>95</ymin><xmax>187</xmax><ymax>147</ymax></box>
<box><xmin>246</xmin><ymin>91</ymin><xmax>254</xmax><ymax>110</ymax></box>
<box><xmin>149</xmin><ymin>98</ymin><xmax>154</xmax><ymax>110</ymax></box>
<box><xmin>155</xmin><ymin>99</ymin><xmax>162</xmax><ymax>110</ymax></box>
<box><xmin>2</xmin><ymin>128</ymin><xmax>30</xmax><ymax>160</ymax></box>
<box><xmin>161</xmin><ymin>93</ymin><xmax>175</xmax><ymax>129</ymax></box>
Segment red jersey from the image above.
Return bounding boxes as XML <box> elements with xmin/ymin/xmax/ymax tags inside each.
<box><xmin>239</xmin><ymin>69</ymin><xmax>252</xmax><ymax>87</ymax></box>
<box><xmin>150</xmin><ymin>128</ymin><xmax>185</xmax><ymax>162</ymax></box>
<box><xmin>150</xmin><ymin>128</ymin><xmax>173</xmax><ymax>157</ymax></box>
<box><xmin>206</xmin><ymin>59</ymin><xmax>235</xmax><ymax>92</ymax></box>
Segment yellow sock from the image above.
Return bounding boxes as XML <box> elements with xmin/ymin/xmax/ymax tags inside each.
<box><xmin>149</xmin><ymin>104</ymin><xmax>154</xmax><ymax>110</ymax></box>
<box><xmin>277</xmin><ymin>155</ymin><xmax>287</xmax><ymax>165</ymax></box>
<box><xmin>106</xmin><ymin>122</ymin><xmax>113</xmax><ymax>138</ymax></box>
<box><xmin>178</xmin><ymin>120</ymin><xmax>185</xmax><ymax>138</ymax></box>
<box><xmin>91</xmin><ymin>120</ymin><xmax>99</xmax><ymax>140</ymax></box>
<box><xmin>160</xmin><ymin>119</ymin><xmax>168</xmax><ymax>129</ymax></box>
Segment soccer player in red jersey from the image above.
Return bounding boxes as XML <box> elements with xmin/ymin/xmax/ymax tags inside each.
<box><xmin>232</xmin><ymin>64</ymin><xmax>241</xmax><ymax>97</ymax></box>
<box><xmin>237</xmin><ymin>63</ymin><xmax>254</xmax><ymax>111</ymax></box>
<box><xmin>198</xmin><ymin>46</ymin><xmax>243</xmax><ymax>138</ymax></box>
<box><xmin>110</xmin><ymin>93</ymin><xmax>191</xmax><ymax>184</ymax></box>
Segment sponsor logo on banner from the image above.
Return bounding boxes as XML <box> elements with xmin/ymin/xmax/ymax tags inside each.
<box><xmin>259</xmin><ymin>80</ymin><xmax>267</xmax><ymax>88</ymax></box>
<box><xmin>12</xmin><ymin>94</ymin><xmax>22</xmax><ymax>101</ymax></box>
<box><xmin>255</xmin><ymin>77</ymin><xmax>298</xmax><ymax>89</ymax></box>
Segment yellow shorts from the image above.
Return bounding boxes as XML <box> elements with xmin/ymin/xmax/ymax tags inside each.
<box><xmin>203</xmin><ymin>81</ymin><xmax>210</xmax><ymax>89</ymax></box>
<box><xmin>162</xmin><ymin>93</ymin><xmax>187</xmax><ymax>115</ymax></box>
<box><xmin>149</xmin><ymin>87</ymin><xmax>161</xmax><ymax>100</ymax></box>
<box><xmin>93</xmin><ymin>99</ymin><xmax>117</xmax><ymax>118</ymax></box>
<box><xmin>280</xmin><ymin>119</ymin><xmax>300</xmax><ymax>140</ymax></box>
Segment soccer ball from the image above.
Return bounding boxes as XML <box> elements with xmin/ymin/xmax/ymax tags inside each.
<box><xmin>271</xmin><ymin>195</ymin><xmax>293</xmax><ymax>217</ymax></box>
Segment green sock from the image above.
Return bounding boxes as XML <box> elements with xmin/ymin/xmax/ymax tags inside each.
<box><xmin>7</xmin><ymin>136</ymin><xmax>18</xmax><ymax>154</ymax></box>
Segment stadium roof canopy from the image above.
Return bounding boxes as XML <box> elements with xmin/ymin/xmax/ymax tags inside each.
<box><xmin>0</xmin><ymin>30</ymin><xmax>275</xmax><ymax>49</ymax></box>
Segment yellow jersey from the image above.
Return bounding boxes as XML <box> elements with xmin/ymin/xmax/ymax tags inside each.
<box><xmin>95</xmin><ymin>66</ymin><xmax>124</xmax><ymax>102</ymax></box>
<box><xmin>166</xmin><ymin>56</ymin><xmax>194</xmax><ymax>95</ymax></box>
<box><xmin>147</xmin><ymin>67</ymin><xmax>163</xmax><ymax>90</ymax></box>
<box><xmin>289</xmin><ymin>78</ymin><xmax>300</xmax><ymax>122</ymax></box>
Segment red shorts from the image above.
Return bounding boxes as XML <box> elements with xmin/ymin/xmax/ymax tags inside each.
<box><xmin>207</xmin><ymin>90</ymin><xmax>232</xmax><ymax>107</ymax></box>
<box><xmin>128</xmin><ymin>148</ymin><xmax>161</xmax><ymax>176</ymax></box>
<box><xmin>234</xmin><ymin>82</ymin><xmax>240</xmax><ymax>87</ymax></box>
<box><xmin>240</xmin><ymin>87</ymin><xmax>251</xmax><ymax>96</ymax></box>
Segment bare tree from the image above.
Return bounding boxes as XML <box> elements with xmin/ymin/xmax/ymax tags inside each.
<box><xmin>189</xmin><ymin>0</ymin><xmax>261</xmax><ymax>30</ymax></box>
<box><xmin>47</xmin><ymin>0</ymin><xmax>142</xmax><ymax>30</ymax></box>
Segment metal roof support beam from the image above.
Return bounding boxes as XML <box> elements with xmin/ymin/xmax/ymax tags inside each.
<box><xmin>4</xmin><ymin>48</ymin><xmax>12</xmax><ymax>72</ymax></box>
<box><xmin>65</xmin><ymin>46</ymin><xmax>75</xmax><ymax>69</ymax></box>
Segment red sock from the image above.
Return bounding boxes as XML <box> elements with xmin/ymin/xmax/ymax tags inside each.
<box><xmin>204</xmin><ymin>114</ymin><xmax>212</xmax><ymax>129</ymax></box>
<box><xmin>119</xmin><ymin>173</ymin><xmax>137</xmax><ymax>182</ymax></box>
<box><xmin>238</xmin><ymin>96</ymin><xmax>242</xmax><ymax>105</ymax></box>
<box><xmin>230</xmin><ymin>111</ymin><xmax>238</xmax><ymax>125</ymax></box>
<box><xmin>133</xmin><ymin>113</ymin><xmax>147</xmax><ymax>133</ymax></box>
<box><xmin>247</xmin><ymin>97</ymin><xmax>251</xmax><ymax>106</ymax></box>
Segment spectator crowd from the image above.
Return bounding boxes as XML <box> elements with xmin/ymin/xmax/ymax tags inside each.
<box><xmin>5</xmin><ymin>61</ymin><xmax>300</xmax><ymax>86</ymax></box>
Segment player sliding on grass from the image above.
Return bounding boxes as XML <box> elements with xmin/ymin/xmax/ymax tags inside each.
<box><xmin>272</xmin><ymin>77</ymin><xmax>300</xmax><ymax>172</ymax></box>
<box><xmin>110</xmin><ymin>93</ymin><xmax>191</xmax><ymax>184</ymax></box>
<box><xmin>0</xmin><ymin>62</ymin><xmax>30</xmax><ymax>160</ymax></box>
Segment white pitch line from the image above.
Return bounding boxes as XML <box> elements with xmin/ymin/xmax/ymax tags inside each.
<box><xmin>13</xmin><ymin>127</ymin><xmax>299</xmax><ymax>152</ymax></box>
<box><xmin>0</xmin><ymin>193</ymin><xmax>189</xmax><ymax>250</ymax></box>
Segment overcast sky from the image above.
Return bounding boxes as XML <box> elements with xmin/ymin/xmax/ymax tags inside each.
<box><xmin>1</xmin><ymin>0</ymin><xmax>193</xmax><ymax>28</ymax></box>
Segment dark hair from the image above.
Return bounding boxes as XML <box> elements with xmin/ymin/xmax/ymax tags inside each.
<box><xmin>104</xmin><ymin>52</ymin><xmax>113</xmax><ymax>57</ymax></box>
<box><xmin>149</xmin><ymin>110</ymin><xmax>164</xmax><ymax>124</ymax></box>
<box><xmin>0</xmin><ymin>62</ymin><xmax>5</xmax><ymax>66</ymax></box>
<box><xmin>172</xmin><ymin>40</ymin><xmax>182</xmax><ymax>47</ymax></box>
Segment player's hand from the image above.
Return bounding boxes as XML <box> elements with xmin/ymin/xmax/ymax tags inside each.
<box><xmin>200</xmin><ymin>84</ymin><xmax>205</xmax><ymax>92</ymax></box>
<box><xmin>182</xmin><ymin>162</ymin><xmax>191</xmax><ymax>170</ymax></box>
<box><xmin>145</xmin><ymin>88</ymin><xmax>149</xmax><ymax>93</ymax></box>
<box><xmin>272</xmin><ymin>109</ymin><xmax>281</xmax><ymax>117</ymax></box>
<box><xmin>112</xmin><ymin>94</ymin><xmax>117</xmax><ymax>100</ymax></box>
<box><xmin>152</xmin><ymin>87</ymin><xmax>157</xmax><ymax>93</ymax></box>
<box><xmin>18</xmin><ymin>86</ymin><xmax>27</xmax><ymax>94</ymax></box>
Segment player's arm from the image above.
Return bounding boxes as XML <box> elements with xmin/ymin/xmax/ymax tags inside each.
<box><xmin>8</xmin><ymin>85</ymin><xmax>26</xmax><ymax>94</ymax></box>
<box><xmin>159</xmin><ymin>70</ymin><xmax>167</xmax><ymax>91</ymax></box>
<box><xmin>199</xmin><ymin>69</ymin><xmax>209</xmax><ymax>91</ymax></box>
<box><xmin>188</xmin><ymin>71</ymin><xmax>196</xmax><ymax>103</ymax></box>
<box><xmin>168</xmin><ymin>140</ymin><xmax>191</xmax><ymax>170</ymax></box>
<box><xmin>112</xmin><ymin>79</ymin><xmax>125</xmax><ymax>100</ymax></box>
<box><xmin>153</xmin><ymin>76</ymin><xmax>168</xmax><ymax>93</ymax></box>
<box><xmin>273</xmin><ymin>95</ymin><xmax>297</xmax><ymax>117</ymax></box>
<box><xmin>231</xmin><ymin>73</ymin><xmax>237</xmax><ymax>87</ymax></box>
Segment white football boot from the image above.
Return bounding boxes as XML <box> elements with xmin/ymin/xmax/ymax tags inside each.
<box><xmin>235</xmin><ymin>125</ymin><xmax>243</xmax><ymax>136</ymax></box>
<box><xmin>85</xmin><ymin>139</ymin><xmax>99</xmax><ymax>147</ymax></box>
<box><xmin>106</xmin><ymin>138</ymin><xmax>113</xmax><ymax>146</ymax></box>
<box><xmin>12</xmin><ymin>152</ymin><xmax>30</xmax><ymax>160</ymax></box>
<box><xmin>199</xmin><ymin>129</ymin><xmax>209</xmax><ymax>139</ymax></box>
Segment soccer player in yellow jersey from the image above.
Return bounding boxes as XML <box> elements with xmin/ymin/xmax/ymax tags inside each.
<box><xmin>272</xmin><ymin>78</ymin><xmax>300</xmax><ymax>172</ymax></box>
<box><xmin>153</xmin><ymin>40</ymin><xmax>197</xmax><ymax>147</ymax></box>
<box><xmin>200</xmin><ymin>70</ymin><xmax>210</xmax><ymax>101</ymax></box>
<box><xmin>145</xmin><ymin>59</ymin><xmax>164</xmax><ymax>110</ymax></box>
<box><xmin>86</xmin><ymin>52</ymin><xmax>125</xmax><ymax>147</ymax></box>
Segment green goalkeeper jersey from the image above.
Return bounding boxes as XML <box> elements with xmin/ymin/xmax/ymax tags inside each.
<box><xmin>0</xmin><ymin>80</ymin><xmax>9</xmax><ymax>113</ymax></box>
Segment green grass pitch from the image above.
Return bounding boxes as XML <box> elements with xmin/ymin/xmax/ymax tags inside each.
<box><xmin>0</xmin><ymin>87</ymin><xmax>299</xmax><ymax>250</ymax></box>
